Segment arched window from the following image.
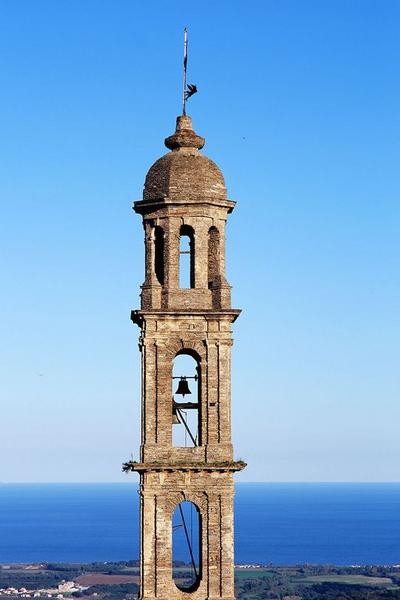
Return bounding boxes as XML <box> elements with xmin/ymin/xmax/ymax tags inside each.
<box><xmin>154</xmin><ymin>226</ymin><xmax>164</xmax><ymax>285</ymax></box>
<box><xmin>172</xmin><ymin>352</ymin><xmax>200</xmax><ymax>448</ymax></box>
<box><xmin>179</xmin><ymin>225</ymin><xmax>195</xmax><ymax>288</ymax></box>
<box><xmin>208</xmin><ymin>226</ymin><xmax>220</xmax><ymax>288</ymax></box>
<box><xmin>172</xmin><ymin>501</ymin><xmax>201</xmax><ymax>591</ymax></box>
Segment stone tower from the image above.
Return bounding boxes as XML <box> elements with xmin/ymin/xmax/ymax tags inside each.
<box><xmin>126</xmin><ymin>114</ymin><xmax>245</xmax><ymax>600</ymax></box>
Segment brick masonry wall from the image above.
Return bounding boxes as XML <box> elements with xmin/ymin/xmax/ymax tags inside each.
<box><xmin>131</xmin><ymin>115</ymin><xmax>243</xmax><ymax>600</ymax></box>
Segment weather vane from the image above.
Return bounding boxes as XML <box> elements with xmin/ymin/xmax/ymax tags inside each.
<box><xmin>182</xmin><ymin>27</ymin><xmax>197</xmax><ymax>116</ymax></box>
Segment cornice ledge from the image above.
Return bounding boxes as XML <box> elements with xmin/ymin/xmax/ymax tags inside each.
<box><xmin>122</xmin><ymin>460</ymin><xmax>246</xmax><ymax>474</ymax></box>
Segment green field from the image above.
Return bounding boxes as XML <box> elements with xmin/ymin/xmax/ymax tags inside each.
<box><xmin>297</xmin><ymin>574</ymin><xmax>394</xmax><ymax>586</ymax></box>
<box><xmin>234</xmin><ymin>566</ymin><xmax>400</xmax><ymax>599</ymax></box>
<box><xmin>235</xmin><ymin>569</ymin><xmax>277</xmax><ymax>580</ymax></box>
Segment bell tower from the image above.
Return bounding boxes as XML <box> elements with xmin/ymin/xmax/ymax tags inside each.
<box><xmin>125</xmin><ymin>114</ymin><xmax>245</xmax><ymax>600</ymax></box>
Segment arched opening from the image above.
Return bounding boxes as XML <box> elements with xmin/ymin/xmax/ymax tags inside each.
<box><xmin>172</xmin><ymin>352</ymin><xmax>200</xmax><ymax>448</ymax></box>
<box><xmin>154</xmin><ymin>225</ymin><xmax>164</xmax><ymax>285</ymax></box>
<box><xmin>172</xmin><ymin>501</ymin><xmax>201</xmax><ymax>591</ymax></box>
<box><xmin>179</xmin><ymin>225</ymin><xmax>195</xmax><ymax>288</ymax></box>
<box><xmin>208</xmin><ymin>226</ymin><xmax>220</xmax><ymax>288</ymax></box>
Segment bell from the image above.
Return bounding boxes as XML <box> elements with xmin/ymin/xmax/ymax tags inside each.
<box><xmin>175</xmin><ymin>376</ymin><xmax>191</xmax><ymax>397</ymax></box>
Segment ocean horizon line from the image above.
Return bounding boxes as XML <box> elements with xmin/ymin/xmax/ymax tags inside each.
<box><xmin>1</xmin><ymin>481</ymin><xmax>400</xmax><ymax>485</ymax></box>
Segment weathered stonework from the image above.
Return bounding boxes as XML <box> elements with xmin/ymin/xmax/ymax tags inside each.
<box><xmin>129</xmin><ymin>115</ymin><xmax>244</xmax><ymax>600</ymax></box>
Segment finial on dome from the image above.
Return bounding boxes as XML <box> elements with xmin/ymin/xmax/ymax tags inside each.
<box><xmin>182</xmin><ymin>28</ymin><xmax>198</xmax><ymax>116</ymax></box>
<box><xmin>164</xmin><ymin>115</ymin><xmax>205</xmax><ymax>150</ymax></box>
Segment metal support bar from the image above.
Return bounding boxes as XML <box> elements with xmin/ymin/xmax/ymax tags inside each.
<box><xmin>178</xmin><ymin>503</ymin><xmax>198</xmax><ymax>580</ymax></box>
<box><xmin>175</xmin><ymin>407</ymin><xmax>197</xmax><ymax>447</ymax></box>
<box><xmin>174</xmin><ymin>401</ymin><xmax>198</xmax><ymax>410</ymax></box>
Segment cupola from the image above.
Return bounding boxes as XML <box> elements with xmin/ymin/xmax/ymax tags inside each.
<box><xmin>142</xmin><ymin>116</ymin><xmax>227</xmax><ymax>205</ymax></box>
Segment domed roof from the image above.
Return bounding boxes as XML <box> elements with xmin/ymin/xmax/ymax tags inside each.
<box><xmin>142</xmin><ymin>116</ymin><xmax>227</xmax><ymax>204</ymax></box>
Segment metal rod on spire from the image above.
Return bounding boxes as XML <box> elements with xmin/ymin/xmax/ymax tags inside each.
<box><xmin>182</xmin><ymin>28</ymin><xmax>188</xmax><ymax>115</ymax></box>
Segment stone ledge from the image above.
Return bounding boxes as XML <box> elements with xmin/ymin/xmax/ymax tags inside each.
<box><xmin>131</xmin><ymin>308</ymin><xmax>241</xmax><ymax>325</ymax></box>
<box><xmin>122</xmin><ymin>460</ymin><xmax>246</xmax><ymax>473</ymax></box>
<box><xmin>134</xmin><ymin>197</ymin><xmax>236</xmax><ymax>213</ymax></box>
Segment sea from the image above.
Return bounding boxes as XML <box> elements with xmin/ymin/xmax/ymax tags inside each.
<box><xmin>0</xmin><ymin>483</ymin><xmax>399</xmax><ymax>566</ymax></box>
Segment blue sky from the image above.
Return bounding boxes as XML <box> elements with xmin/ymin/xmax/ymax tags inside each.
<box><xmin>1</xmin><ymin>0</ymin><xmax>399</xmax><ymax>482</ymax></box>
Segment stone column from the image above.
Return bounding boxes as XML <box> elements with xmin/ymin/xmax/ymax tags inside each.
<box><xmin>141</xmin><ymin>221</ymin><xmax>161</xmax><ymax>309</ymax></box>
